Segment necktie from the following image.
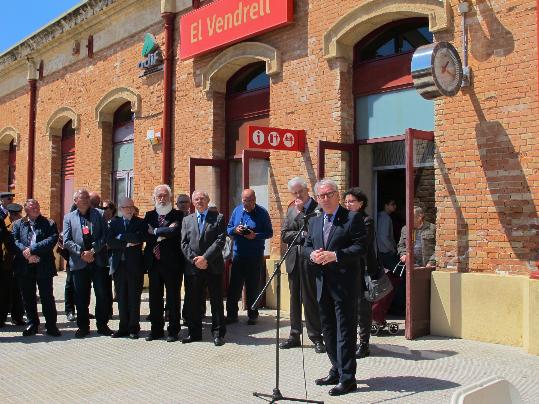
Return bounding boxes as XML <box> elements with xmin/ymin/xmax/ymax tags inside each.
<box><xmin>124</xmin><ymin>219</ymin><xmax>129</xmax><ymax>232</ymax></box>
<box><xmin>198</xmin><ymin>213</ymin><xmax>205</xmax><ymax>235</ymax></box>
<box><xmin>153</xmin><ymin>215</ymin><xmax>166</xmax><ymax>260</ymax></box>
<box><xmin>323</xmin><ymin>214</ymin><xmax>333</xmax><ymax>246</ymax></box>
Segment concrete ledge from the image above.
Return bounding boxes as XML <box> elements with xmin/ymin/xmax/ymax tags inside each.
<box><xmin>450</xmin><ymin>376</ymin><xmax>523</xmax><ymax>404</ymax></box>
<box><xmin>431</xmin><ymin>271</ymin><xmax>539</xmax><ymax>355</ymax></box>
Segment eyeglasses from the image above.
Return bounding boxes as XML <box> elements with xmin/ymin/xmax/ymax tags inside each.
<box><xmin>177</xmin><ymin>200</ymin><xmax>190</xmax><ymax>204</ymax></box>
<box><xmin>343</xmin><ymin>199</ymin><xmax>358</xmax><ymax>205</ymax></box>
<box><xmin>120</xmin><ymin>205</ymin><xmax>134</xmax><ymax>209</ymax></box>
<box><xmin>103</xmin><ymin>206</ymin><xmax>112</xmax><ymax>210</ymax></box>
<box><xmin>317</xmin><ymin>191</ymin><xmax>337</xmax><ymax>200</ymax></box>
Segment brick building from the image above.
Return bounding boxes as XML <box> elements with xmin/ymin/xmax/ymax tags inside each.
<box><xmin>0</xmin><ymin>0</ymin><xmax>537</xmax><ymax>354</ymax></box>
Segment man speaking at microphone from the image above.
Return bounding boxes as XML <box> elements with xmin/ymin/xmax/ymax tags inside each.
<box><xmin>304</xmin><ymin>178</ymin><xmax>366</xmax><ymax>396</ymax></box>
<box><xmin>280</xmin><ymin>177</ymin><xmax>325</xmax><ymax>353</ymax></box>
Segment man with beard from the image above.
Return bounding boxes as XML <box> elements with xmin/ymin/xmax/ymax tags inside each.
<box><xmin>144</xmin><ymin>184</ymin><xmax>183</xmax><ymax>342</ymax></box>
<box><xmin>63</xmin><ymin>189</ymin><xmax>111</xmax><ymax>338</ymax></box>
<box><xmin>12</xmin><ymin>199</ymin><xmax>61</xmax><ymax>337</ymax></box>
<box><xmin>107</xmin><ymin>197</ymin><xmax>145</xmax><ymax>339</ymax></box>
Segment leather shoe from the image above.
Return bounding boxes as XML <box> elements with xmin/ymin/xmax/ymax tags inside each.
<box><xmin>213</xmin><ymin>336</ymin><xmax>225</xmax><ymax>346</ymax></box>
<box><xmin>181</xmin><ymin>335</ymin><xmax>201</xmax><ymax>344</ymax></box>
<box><xmin>315</xmin><ymin>374</ymin><xmax>339</xmax><ymax>386</ymax></box>
<box><xmin>166</xmin><ymin>334</ymin><xmax>179</xmax><ymax>342</ymax></box>
<box><xmin>111</xmin><ymin>331</ymin><xmax>128</xmax><ymax>338</ymax></box>
<box><xmin>145</xmin><ymin>332</ymin><xmax>164</xmax><ymax>341</ymax></box>
<box><xmin>46</xmin><ymin>327</ymin><xmax>62</xmax><ymax>337</ymax></box>
<box><xmin>11</xmin><ymin>318</ymin><xmax>26</xmax><ymax>326</ymax></box>
<box><xmin>356</xmin><ymin>342</ymin><xmax>371</xmax><ymax>358</ymax></box>
<box><xmin>97</xmin><ymin>325</ymin><xmax>113</xmax><ymax>336</ymax></box>
<box><xmin>75</xmin><ymin>329</ymin><xmax>90</xmax><ymax>338</ymax></box>
<box><xmin>66</xmin><ymin>312</ymin><xmax>76</xmax><ymax>322</ymax></box>
<box><xmin>22</xmin><ymin>325</ymin><xmax>38</xmax><ymax>337</ymax></box>
<box><xmin>129</xmin><ymin>333</ymin><xmax>139</xmax><ymax>340</ymax></box>
<box><xmin>314</xmin><ymin>340</ymin><xmax>326</xmax><ymax>354</ymax></box>
<box><xmin>328</xmin><ymin>381</ymin><xmax>357</xmax><ymax>396</ymax></box>
<box><xmin>280</xmin><ymin>337</ymin><xmax>301</xmax><ymax>349</ymax></box>
<box><xmin>225</xmin><ymin>316</ymin><xmax>238</xmax><ymax>324</ymax></box>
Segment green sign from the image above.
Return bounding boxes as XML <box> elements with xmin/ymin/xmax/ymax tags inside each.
<box><xmin>142</xmin><ymin>33</ymin><xmax>158</xmax><ymax>57</ymax></box>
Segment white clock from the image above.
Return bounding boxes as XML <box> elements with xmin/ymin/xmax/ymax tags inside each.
<box><xmin>411</xmin><ymin>42</ymin><xmax>464</xmax><ymax>99</ymax></box>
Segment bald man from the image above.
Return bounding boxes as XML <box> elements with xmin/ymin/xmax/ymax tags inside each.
<box><xmin>225</xmin><ymin>189</ymin><xmax>273</xmax><ymax>325</ymax></box>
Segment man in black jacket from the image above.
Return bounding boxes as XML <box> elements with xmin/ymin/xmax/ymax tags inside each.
<box><xmin>107</xmin><ymin>197</ymin><xmax>145</xmax><ymax>339</ymax></box>
<box><xmin>181</xmin><ymin>190</ymin><xmax>227</xmax><ymax>346</ymax></box>
<box><xmin>144</xmin><ymin>184</ymin><xmax>183</xmax><ymax>342</ymax></box>
<box><xmin>280</xmin><ymin>177</ymin><xmax>325</xmax><ymax>353</ymax></box>
<box><xmin>304</xmin><ymin>179</ymin><xmax>366</xmax><ymax>396</ymax></box>
<box><xmin>12</xmin><ymin>199</ymin><xmax>61</xmax><ymax>337</ymax></box>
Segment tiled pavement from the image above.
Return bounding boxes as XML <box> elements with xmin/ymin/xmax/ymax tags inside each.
<box><xmin>0</xmin><ymin>272</ymin><xmax>538</xmax><ymax>403</ymax></box>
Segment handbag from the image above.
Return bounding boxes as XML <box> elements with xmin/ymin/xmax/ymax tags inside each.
<box><xmin>364</xmin><ymin>224</ymin><xmax>394</xmax><ymax>302</ymax></box>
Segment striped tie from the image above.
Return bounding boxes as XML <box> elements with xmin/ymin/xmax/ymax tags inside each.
<box><xmin>153</xmin><ymin>215</ymin><xmax>166</xmax><ymax>260</ymax></box>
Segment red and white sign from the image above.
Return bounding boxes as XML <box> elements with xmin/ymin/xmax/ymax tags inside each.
<box><xmin>180</xmin><ymin>0</ymin><xmax>294</xmax><ymax>59</ymax></box>
<box><xmin>248</xmin><ymin>126</ymin><xmax>305</xmax><ymax>152</ymax></box>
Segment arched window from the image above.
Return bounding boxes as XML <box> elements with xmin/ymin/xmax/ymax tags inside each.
<box><xmin>61</xmin><ymin>121</ymin><xmax>75</xmax><ymax>216</ymax></box>
<box><xmin>112</xmin><ymin>102</ymin><xmax>134</xmax><ymax>206</ymax></box>
<box><xmin>8</xmin><ymin>140</ymin><xmax>16</xmax><ymax>191</ymax></box>
<box><xmin>227</xmin><ymin>62</ymin><xmax>270</xmax><ymax>94</ymax></box>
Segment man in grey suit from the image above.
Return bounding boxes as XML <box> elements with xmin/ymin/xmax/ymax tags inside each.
<box><xmin>181</xmin><ymin>190</ymin><xmax>227</xmax><ymax>346</ymax></box>
<box><xmin>280</xmin><ymin>177</ymin><xmax>325</xmax><ymax>353</ymax></box>
<box><xmin>63</xmin><ymin>188</ymin><xmax>112</xmax><ymax>338</ymax></box>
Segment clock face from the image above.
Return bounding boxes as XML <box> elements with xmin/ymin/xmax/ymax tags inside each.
<box><xmin>432</xmin><ymin>43</ymin><xmax>463</xmax><ymax>96</ymax></box>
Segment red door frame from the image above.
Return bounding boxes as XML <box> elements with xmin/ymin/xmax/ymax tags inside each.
<box><xmin>405</xmin><ymin>128</ymin><xmax>435</xmax><ymax>339</ymax></box>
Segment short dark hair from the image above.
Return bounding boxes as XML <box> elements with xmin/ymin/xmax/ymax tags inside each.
<box><xmin>102</xmin><ymin>200</ymin><xmax>117</xmax><ymax>216</ymax></box>
<box><xmin>383</xmin><ymin>198</ymin><xmax>396</xmax><ymax>207</ymax></box>
<box><xmin>343</xmin><ymin>187</ymin><xmax>368</xmax><ymax>210</ymax></box>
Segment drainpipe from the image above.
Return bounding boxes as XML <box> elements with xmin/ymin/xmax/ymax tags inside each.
<box><xmin>27</xmin><ymin>60</ymin><xmax>38</xmax><ymax>198</ymax></box>
<box><xmin>161</xmin><ymin>12</ymin><xmax>175</xmax><ymax>185</ymax></box>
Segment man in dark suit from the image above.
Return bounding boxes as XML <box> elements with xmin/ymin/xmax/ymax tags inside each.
<box><xmin>304</xmin><ymin>179</ymin><xmax>366</xmax><ymax>396</ymax></box>
<box><xmin>144</xmin><ymin>184</ymin><xmax>183</xmax><ymax>342</ymax></box>
<box><xmin>181</xmin><ymin>190</ymin><xmax>227</xmax><ymax>346</ymax></box>
<box><xmin>63</xmin><ymin>188</ymin><xmax>111</xmax><ymax>338</ymax></box>
<box><xmin>280</xmin><ymin>177</ymin><xmax>325</xmax><ymax>353</ymax></box>
<box><xmin>107</xmin><ymin>197</ymin><xmax>145</xmax><ymax>339</ymax></box>
<box><xmin>12</xmin><ymin>199</ymin><xmax>61</xmax><ymax>337</ymax></box>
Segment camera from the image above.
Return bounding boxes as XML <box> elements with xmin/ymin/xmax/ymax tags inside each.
<box><xmin>238</xmin><ymin>225</ymin><xmax>252</xmax><ymax>235</ymax></box>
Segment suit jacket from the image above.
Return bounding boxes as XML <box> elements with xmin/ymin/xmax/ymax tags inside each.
<box><xmin>181</xmin><ymin>210</ymin><xmax>226</xmax><ymax>276</ymax></box>
<box><xmin>106</xmin><ymin>216</ymin><xmax>145</xmax><ymax>275</ymax></box>
<box><xmin>143</xmin><ymin>208</ymin><xmax>183</xmax><ymax>271</ymax></box>
<box><xmin>63</xmin><ymin>208</ymin><xmax>108</xmax><ymax>270</ymax></box>
<box><xmin>12</xmin><ymin>215</ymin><xmax>59</xmax><ymax>278</ymax></box>
<box><xmin>281</xmin><ymin>197</ymin><xmax>318</xmax><ymax>274</ymax></box>
<box><xmin>303</xmin><ymin>206</ymin><xmax>366</xmax><ymax>301</ymax></box>
<box><xmin>357</xmin><ymin>211</ymin><xmax>379</xmax><ymax>277</ymax></box>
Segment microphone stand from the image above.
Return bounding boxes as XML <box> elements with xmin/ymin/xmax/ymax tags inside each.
<box><xmin>251</xmin><ymin>215</ymin><xmax>323</xmax><ymax>404</ymax></box>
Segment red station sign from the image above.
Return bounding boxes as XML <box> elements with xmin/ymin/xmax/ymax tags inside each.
<box><xmin>248</xmin><ymin>126</ymin><xmax>305</xmax><ymax>152</ymax></box>
<box><xmin>180</xmin><ymin>0</ymin><xmax>294</xmax><ymax>59</ymax></box>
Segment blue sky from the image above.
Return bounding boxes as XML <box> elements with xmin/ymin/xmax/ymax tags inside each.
<box><xmin>0</xmin><ymin>0</ymin><xmax>84</xmax><ymax>54</ymax></box>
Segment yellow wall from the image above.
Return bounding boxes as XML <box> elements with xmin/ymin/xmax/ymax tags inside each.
<box><xmin>431</xmin><ymin>272</ymin><xmax>539</xmax><ymax>355</ymax></box>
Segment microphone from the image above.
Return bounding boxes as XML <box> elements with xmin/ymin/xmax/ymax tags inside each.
<box><xmin>304</xmin><ymin>208</ymin><xmax>322</xmax><ymax>219</ymax></box>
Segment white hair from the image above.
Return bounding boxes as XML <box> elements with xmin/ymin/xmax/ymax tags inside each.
<box><xmin>192</xmin><ymin>190</ymin><xmax>209</xmax><ymax>200</ymax></box>
<box><xmin>153</xmin><ymin>184</ymin><xmax>172</xmax><ymax>199</ymax></box>
<box><xmin>73</xmin><ymin>188</ymin><xmax>89</xmax><ymax>201</ymax></box>
<box><xmin>287</xmin><ymin>176</ymin><xmax>308</xmax><ymax>191</ymax></box>
<box><xmin>314</xmin><ymin>178</ymin><xmax>338</xmax><ymax>195</ymax></box>
<box><xmin>414</xmin><ymin>206</ymin><xmax>424</xmax><ymax>216</ymax></box>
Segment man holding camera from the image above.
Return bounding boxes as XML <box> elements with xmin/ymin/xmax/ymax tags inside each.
<box><xmin>226</xmin><ymin>189</ymin><xmax>273</xmax><ymax>325</ymax></box>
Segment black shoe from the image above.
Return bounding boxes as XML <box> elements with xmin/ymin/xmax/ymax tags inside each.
<box><xmin>247</xmin><ymin>317</ymin><xmax>257</xmax><ymax>325</ymax></box>
<box><xmin>145</xmin><ymin>331</ymin><xmax>164</xmax><ymax>341</ymax></box>
<box><xmin>66</xmin><ymin>312</ymin><xmax>76</xmax><ymax>322</ymax></box>
<box><xmin>75</xmin><ymin>329</ymin><xmax>90</xmax><ymax>338</ymax></box>
<box><xmin>214</xmin><ymin>336</ymin><xmax>225</xmax><ymax>346</ymax></box>
<box><xmin>280</xmin><ymin>337</ymin><xmax>301</xmax><ymax>349</ymax></box>
<box><xmin>111</xmin><ymin>331</ymin><xmax>128</xmax><ymax>338</ymax></box>
<box><xmin>46</xmin><ymin>327</ymin><xmax>62</xmax><ymax>337</ymax></box>
<box><xmin>11</xmin><ymin>318</ymin><xmax>26</xmax><ymax>326</ymax></box>
<box><xmin>89</xmin><ymin>313</ymin><xmax>96</xmax><ymax>319</ymax></box>
<box><xmin>225</xmin><ymin>316</ymin><xmax>238</xmax><ymax>324</ymax></box>
<box><xmin>167</xmin><ymin>334</ymin><xmax>179</xmax><ymax>342</ymax></box>
<box><xmin>315</xmin><ymin>374</ymin><xmax>339</xmax><ymax>386</ymax></box>
<box><xmin>356</xmin><ymin>342</ymin><xmax>371</xmax><ymax>358</ymax></box>
<box><xmin>314</xmin><ymin>340</ymin><xmax>326</xmax><ymax>354</ymax></box>
<box><xmin>328</xmin><ymin>381</ymin><xmax>357</xmax><ymax>396</ymax></box>
<box><xmin>22</xmin><ymin>325</ymin><xmax>38</xmax><ymax>337</ymax></box>
<box><xmin>129</xmin><ymin>333</ymin><xmax>139</xmax><ymax>340</ymax></box>
<box><xmin>97</xmin><ymin>325</ymin><xmax>113</xmax><ymax>336</ymax></box>
<box><xmin>181</xmin><ymin>335</ymin><xmax>201</xmax><ymax>344</ymax></box>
